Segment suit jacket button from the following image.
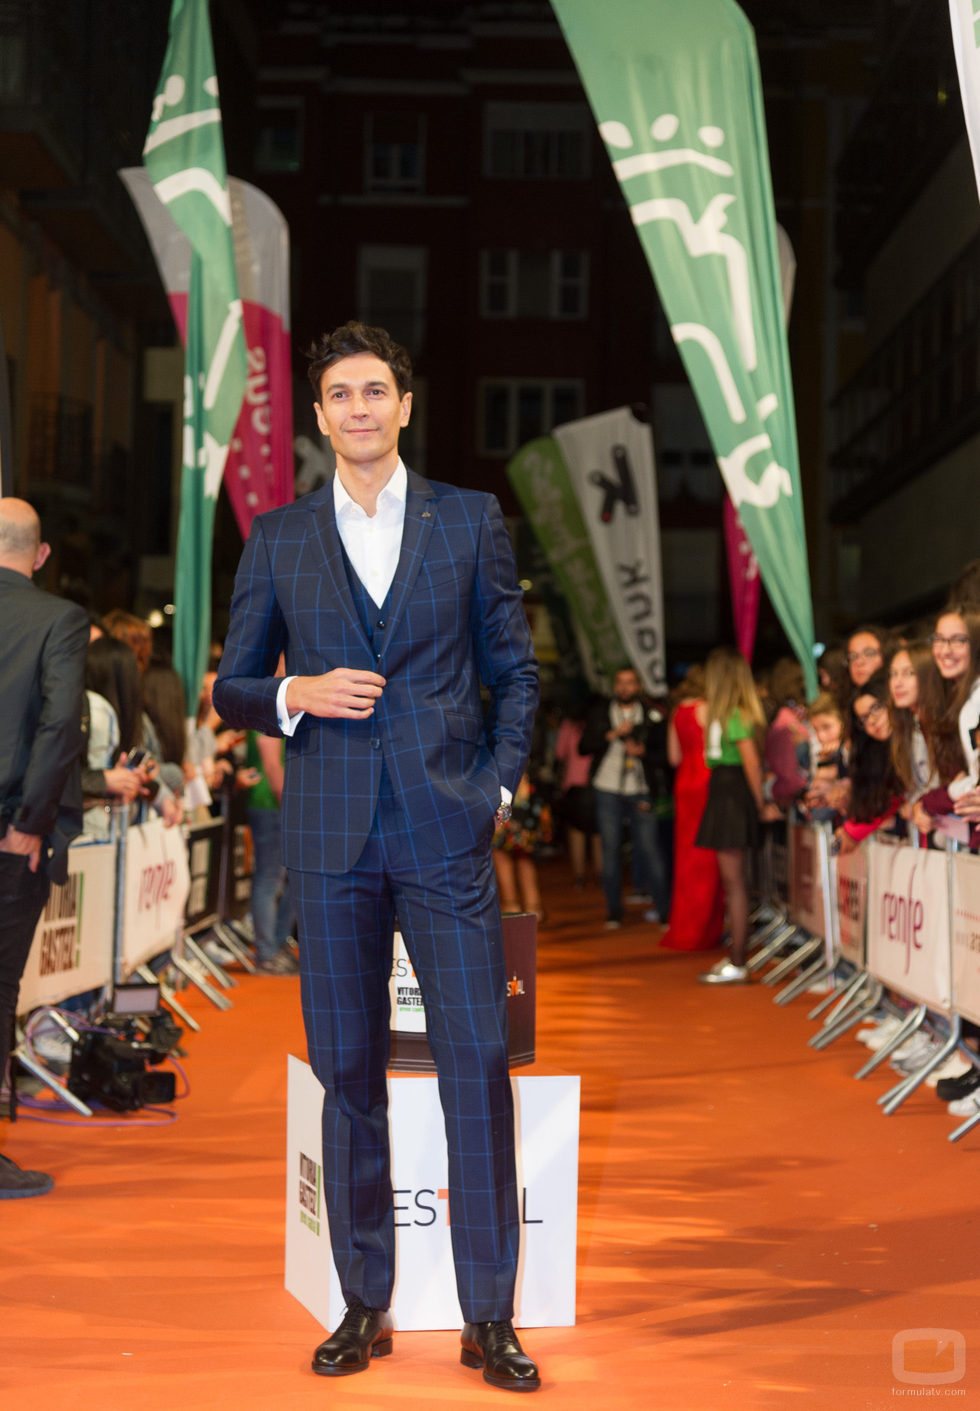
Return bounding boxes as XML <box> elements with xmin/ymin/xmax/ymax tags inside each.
<box><xmin>370</xmin><ymin>737</ymin><xmax>381</xmax><ymax>750</ymax></box>
<box><xmin>377</xmin><ymin>619</ymin><xmax>385</xmax><ymax>628</ymax></box>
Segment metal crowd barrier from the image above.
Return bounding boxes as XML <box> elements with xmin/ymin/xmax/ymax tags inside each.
<box><xmin>750</xmin><ymin>817</ymin><xmax>980</xmax><ymax>1144</ymax></box>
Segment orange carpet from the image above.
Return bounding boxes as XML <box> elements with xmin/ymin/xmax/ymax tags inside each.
<box><xmin>4</xmin><ymin>860</ymin><xmax>979</xmax><ymax>1410</ymax></box>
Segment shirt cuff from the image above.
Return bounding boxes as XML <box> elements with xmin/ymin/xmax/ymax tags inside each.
<box><xmin>500</xmin><ymin>785</ymin><xmax>512</xmax><ymax>807</ymax></box>
<box><xmin>277</xmin><ymin>676</ymin><xmax>305</xmax><ymax>735</ymax></box>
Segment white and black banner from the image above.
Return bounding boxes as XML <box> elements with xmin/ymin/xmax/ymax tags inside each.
<box><xmin>951</xmin><ymin>0</ymin><xmax>980</xmax><ymax>201</ymax></box>
<box><xmin>553</xmin><ymin>407</ymin><xmax>666</xmax><ymax>692</ymax></box>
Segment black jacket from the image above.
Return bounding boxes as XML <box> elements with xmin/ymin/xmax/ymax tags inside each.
<box><xmin>0</xmin><ymin>567</ymin><xmax>88</xmax><ymax>882</ymax></box>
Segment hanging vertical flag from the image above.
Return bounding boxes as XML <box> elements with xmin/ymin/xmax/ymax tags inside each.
<box><xmin>950</xmin><ymin>0</ymin><xmax>980</xmax><ymax>201</ymax></box>
<box><xmin>553</xmin><ymin>407</ymin><xmax>667</xmax><ymax>694</ymax></box>
<box><xmin>506</xmin><ymin>436</ymin><xmax>629</xmax><ymax>686</ymax></box>
<box><xmin>141</xmin><ymin>0</ymin><xmax>248</xmax><ymax>712</ymax></box>
<box><xmin>553</xmin><ymin>0</ymin><xmax>817</xmax><ymax>696</ymax></box>
<box><xmin>121</xmin><ymin>168</ymin><xmax>294</xmax><ymax>541</ymax></box>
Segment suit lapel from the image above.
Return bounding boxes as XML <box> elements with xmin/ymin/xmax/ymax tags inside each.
<box><xmin>385</xmin><ymin>468</ymin><xmax>437</xmax><ymax>640</ymax></box>
<box><xmin>305</xmin><ymin>481</ymin><xmax>366</xmax><ymax>641</ymax></box>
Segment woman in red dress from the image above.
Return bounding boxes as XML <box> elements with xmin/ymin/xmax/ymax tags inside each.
<box><xmin>660</xmin><ymin>666</ymin><xmax>726</xmax><ymax>951</ymax></box>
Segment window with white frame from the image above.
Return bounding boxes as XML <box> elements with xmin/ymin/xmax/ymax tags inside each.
<box><xmin>357</xmin><ymin>246</ymin><xmax>427</xmax><ymax>354</ymax></box>
<box><xmin>484</xmin><ymin>102</ymin><xmax>591</xmax><ymax>179</ymax></box>
<box><xmin>480</xmin><ymin>250</ymin><xmax>589</xmax><ymax>319</ymax></box>
<box><xmin>366</xmin><ymin>111</ymin><xmax>424</xmax><ymax>193</ymax></box>
<box><xmin>479</xmin><ymin>379</ymin><xmax>584</xmax><ymax>456</ymax></box>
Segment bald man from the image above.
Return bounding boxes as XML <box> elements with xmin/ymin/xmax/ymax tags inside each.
<box><xmin>0</xmin><ymin>498</ymin><xmax>87</xmax><ymax>1198</ymax></box>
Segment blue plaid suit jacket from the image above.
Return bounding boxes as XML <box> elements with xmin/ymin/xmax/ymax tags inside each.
<box><xmin>213</xmin><ymin>468</ymin><xmax>539</xmax><ymax>874</ymax></box>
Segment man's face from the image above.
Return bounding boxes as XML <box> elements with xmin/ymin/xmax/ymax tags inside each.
<box><xmin>614</xmin><ymin>669</ymin><xmax>642</xmax><ymax>703</ymax></box>
<box><xmin>847</xmin><ymin>632</ymin><xmax>882</xmax><ymax>687</ymax></box>
<box><xmin>314</xmin><ymin>353</ymin><xmax>411</xmax><ymax>471</ymax></box>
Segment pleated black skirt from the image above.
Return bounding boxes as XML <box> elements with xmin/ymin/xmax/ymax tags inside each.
<box><xmin>695</xmin><ymin>764</ymin><xmax>759</xmax><ymax>851</ymax></box>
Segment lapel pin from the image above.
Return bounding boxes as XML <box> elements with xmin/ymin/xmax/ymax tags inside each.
<box><xmin>421</xmin><ymin>510</ymin><xmax>431</xmax><ymax>519</ymax></box>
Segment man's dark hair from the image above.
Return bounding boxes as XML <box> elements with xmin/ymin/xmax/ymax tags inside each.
<box><xmin>306</xmin><ymin>321</ymin><xmax>413</xmax><ymax>399</ymax></box>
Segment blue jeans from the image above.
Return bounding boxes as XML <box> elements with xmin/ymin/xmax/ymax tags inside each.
<box><xmin>593</xmin><ymin>787</ymin><xmax>670</xmax><ymax>922</ymax></box>
<box><xmin>247</xmin><ymin>807</ymin><xmax>293</xmax><ymax>962</ymax></box>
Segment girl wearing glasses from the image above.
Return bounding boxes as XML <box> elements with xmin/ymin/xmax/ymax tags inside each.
<box><xmin>887</xmin><ymin>641</ymin><xmax>938</xmax><ymax>831</ymax></box>
<box><xmin>836</xmin><ymin>670</ymin><xmax>902</xmax><ymax>854</ymax></box>
<box><xmin>918</xmin><ymin>606</ymin><xmax>980</xmax><ymax>831</ymax></box>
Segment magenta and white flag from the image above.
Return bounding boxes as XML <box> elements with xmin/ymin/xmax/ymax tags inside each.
<box><xmin>121</xmin><ymin>168</ymin><xmax>294</xmax><ymax>538</ymax></box>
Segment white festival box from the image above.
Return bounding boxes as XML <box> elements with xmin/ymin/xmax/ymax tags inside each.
<box><xmin>285</xmin><ymin>1055</ymin><xmax>579</xmax><ymax>1331</ymax></box>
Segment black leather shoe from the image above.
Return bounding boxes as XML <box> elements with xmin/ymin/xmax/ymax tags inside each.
<box><xmin>937</xmin><ymin>1066</ymin><xmax>980</xmax><ymax>1102</ymax></box>
<box><xmin>0</xmin><ymin>1153</ymin><xmax>54</xmax><ymax>1200</ymax></box>
<box><xmin>460</xmin><ymin>1319</ymin><xmax>541</xmax><ymax>1391</ymax></box>
<box><xmin>311</xmin><ymin>1297</ymin><xmax>393</xmax><ymax>1376</ymax></box>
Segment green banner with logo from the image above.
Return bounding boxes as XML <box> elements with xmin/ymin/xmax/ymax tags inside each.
<box><xmin>553</xmin><ymin>0</ymin><xmax>816</xmax><ymax>695</ymax></box>
<box><xmin>506</xmin><ymin>437</ymin><xmax>628</xmax><ymax>684</ymax></box>
<box><xmin>142</xmin><ymin>0</ymin><xmax>248</xmax><ymax>712</ymax></box>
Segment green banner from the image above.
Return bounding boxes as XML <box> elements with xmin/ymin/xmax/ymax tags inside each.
<box><xmin>553</xmin><ymin>0</ymin><xmax>817</xmax><ymax>695</ymax></box>
<box><xmin>143</xmin><ymin>0</ymin><xmax>248</xmax><ymax>711</ymax></box>
<box><xmin>506</xmin><ymin>437</ymin><xmax>628</xmax><ymax>684</ymax></box>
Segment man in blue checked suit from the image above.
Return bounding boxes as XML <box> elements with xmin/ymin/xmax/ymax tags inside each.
<box><xmin>213</xmin><ymin>322</ymin><xmax>541</xmax><ymax>1391</ymax></box>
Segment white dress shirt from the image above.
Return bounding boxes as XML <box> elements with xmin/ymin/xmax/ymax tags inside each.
<box><xmin>272</xmin><ymin>461</ymin><xmax>510</xmax><ymax>808</ymax></box>
<box><xmin>275</xmin><ymin>461</ymin><xmax>407</xmax><ymax>734</ymax></box>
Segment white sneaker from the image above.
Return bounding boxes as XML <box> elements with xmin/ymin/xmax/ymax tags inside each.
<box><xmin>891</xmin><ymin>1027</ymin><xmax>941</xmax><ymax>1061</ymax></box>
<box><xmin>857</xmin><ymin>1016</ymin><xmax>905</xmax><ymax>1050</ymax></box>
<box><xmin>202</xmin><ymin>937</ymin><xmax>237</xmax><ymax>966</ymax></box>
<box><xmin>698</xmin><ymin>960</ymin><xmax>749</xmax><ymax>986</ymax></box>
<box><xmin>948</xmin><ymin>1093</ymin><xmax>980</xmax><ymax>1118</ymax></box>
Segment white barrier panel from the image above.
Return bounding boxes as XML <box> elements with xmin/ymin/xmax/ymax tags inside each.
<box><xmin>835</xmin><ymin>843</ymin><xmax>868</xmax><ymax>968</ymax></box>
<box><xmin>285</xmin><ymin>1056</ymin><xmax>579</xmax><ymax>1331</ymax></box>
<box><xmin>867</xmin><ymin>839</ymin><xmax>951</xmax><ymax>1012</ymax></box>
<box><xmin>18</xmin><ymin>841</ymin><xmax>116</xmax><ymax>1014</ymax></box>
<box><xmin>951</xmin><ymin>851</ymin><xmax>980</xmax><ymax>1027</ymax></box>
<box><xmin>122</xmin><ymin>817</ymin><xmax>192</xmax><ymax>973</ymax></box>
<box><xmin>788</xmin><ymin>823</ymin><xmax>826</xmax><ymax>938</ymax></box>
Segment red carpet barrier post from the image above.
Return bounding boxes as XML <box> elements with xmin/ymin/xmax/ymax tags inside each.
<box><xmin>747</xmin><ymin>822</ymin><xmax>801</xmax><ymax>972</ymax></box>
<box><xmin>808</xmin><ymin>836</ymin><xmax>876</xmax><ymax>1037</ymax></box>
<box><xmin>766</xmin><ymin>821</ymin><xmax>836</xmax><ymax>1002</ymax></box>
<box><xmin>210</xmin><ymin>793</ymin><xmax>259</xmax><ymax>973</ymax></box>
<box><xmin>168</xmin><ymin>815</ymin><xmax>235</xmax><ymax>1010</ymax></box>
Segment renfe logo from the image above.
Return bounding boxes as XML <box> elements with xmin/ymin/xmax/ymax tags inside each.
<box><xmin>138</xmin><ymin>860</ymin><xmax>177</xmax><ymax>913</ymax></box>
<box><xmin>881</xmin><ymin>864</ymin><xmax>924</xmax><ymax>974</ymax></box>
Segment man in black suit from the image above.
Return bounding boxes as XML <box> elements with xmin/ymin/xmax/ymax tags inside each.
<box><xmin>0</xmin><ymin>498</ymin><xmax>88</xmax><ymax>1199</ymax></box>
